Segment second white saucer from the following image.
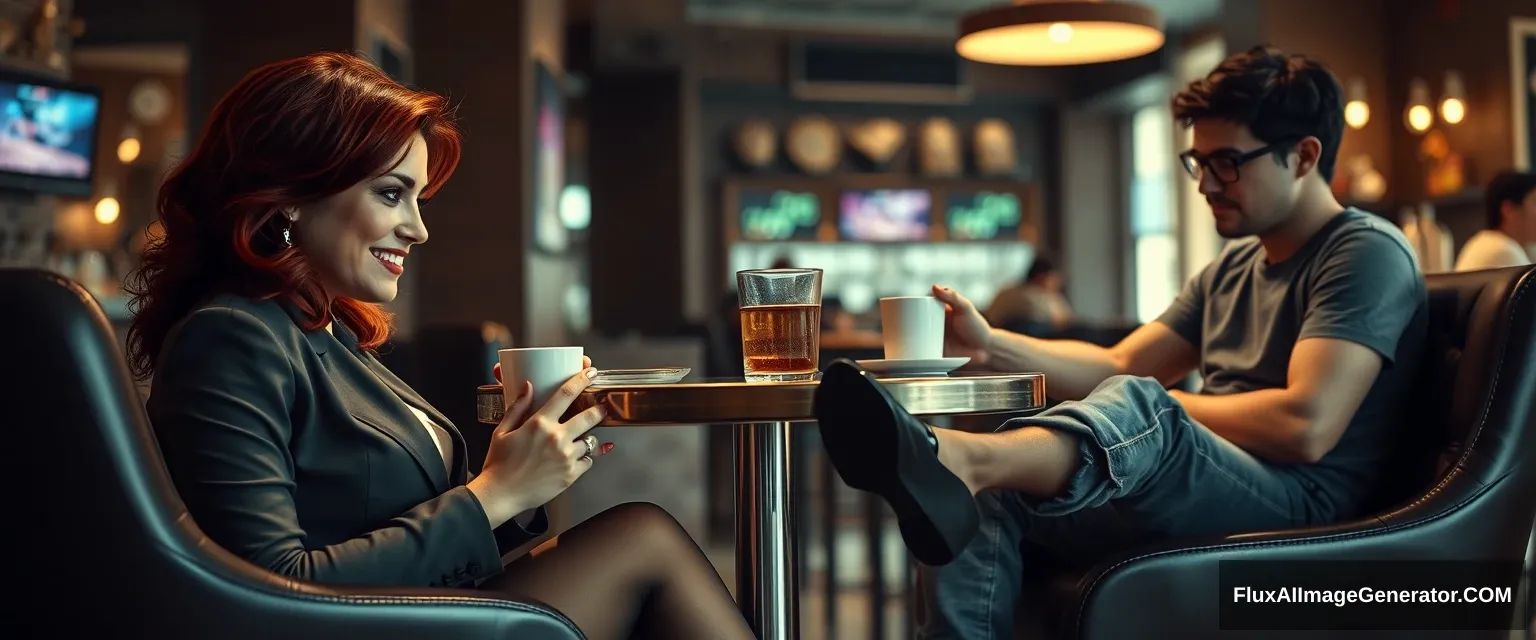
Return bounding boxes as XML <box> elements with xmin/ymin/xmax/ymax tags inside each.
<box><xmin>854</xmin><ymin>357</ymin><xmax>971</xmax><ymax>377</ymax></box>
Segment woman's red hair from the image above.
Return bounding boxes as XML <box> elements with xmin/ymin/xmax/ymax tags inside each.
<box><xmin>125</xmin><ymin>51</ymin><xmax>461</xmax><ymax>380</ymax></box>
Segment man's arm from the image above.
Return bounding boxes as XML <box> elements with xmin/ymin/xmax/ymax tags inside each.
<box><xmin>1173</xmin><ymin>228</ymin><xmax>1424</xmax><ymax>464</ymax></box>
<box><xmin>979</xmin><ymin>263</ymin><xmax>1208</xmax><ymax>401</ymax></box>
<box><xmin>1170</xmin><ymin>337</ymin><xmax>1384</xmax><ymax>463</ymax></box>
<box><xmin>984</xmin><ymin>322</ymin><xmax>1200</xmax><ymax>401</ymax></box>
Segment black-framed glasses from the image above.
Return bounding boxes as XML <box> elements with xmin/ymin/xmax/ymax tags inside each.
<box><xmin>1178</xmin><ymin>139</ymin><xmax>1297</xmax><ymax>184</ymax></box>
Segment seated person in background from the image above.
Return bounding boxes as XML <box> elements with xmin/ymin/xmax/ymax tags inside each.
<box><xmin>1454</xmin><ymin>170</ymin><xmax>1536</xmax><ymax>271</ymax></box>
<box><xmin>129</xmin><ymin>52</ymin><xmax>753</xmax><ymax>640</ymax></box>
<box><xmin>984</xmin><ymin>255</ymin><xmax>1073</xmax><ymax>331</ymax></box>
<box><xmin>812</xmin><ymin>46</ymin><xmax>1428</xmax><ymax>639</ymax></box>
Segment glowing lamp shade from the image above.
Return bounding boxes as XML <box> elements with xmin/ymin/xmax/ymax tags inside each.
<box><xmin>1405</xmin><ymin>78</ymin><xmax>1433</xmax><ymax>134</ymax></box>
<box><xmin>117</xmin><ymin>137</ymin><xmax>141</xmax><ymax>163</ymax></box>
<box><xmin>1343</xmin><ymin>77</ymin><xmax>1370</xmax><ymax>130</ymax></box>
<box><xmin>956</xmin><ymin>1</ymin><xmax>1164</xmax><ymax>66</ymax></box>
<box><xmin>1344</xmin><ymin>101</ymin><xmax>1370</xmax><ymax>129</ymax></box>
<box><xmin>1439</xmin><ymin>70</ymin><xmax>1466</xmax><ymax>125</ymax></box>
<box><xmin>95</xmin><ymin>197</ymin><xmax>120</xmax><ymax>225</ymax></box>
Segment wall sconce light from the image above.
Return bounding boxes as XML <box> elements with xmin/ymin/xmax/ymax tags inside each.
<box><xmin>1344</xmin><ymin>77</ymin><xmax>1370</xmax><ymax>129</ymax></box>
<box><xmin>94</xmin><ymin>196</ymin><xmax>120</xmax><ymax>225</ymax></box>
<box><xmin>117</xmin><ymin>123</ymin><xmax>141</xmax><ymax>164</ymax></box>
<box><xmin>1405</xmin><ymin>78</ymin><xmax>1433</xmax><ymax>134</ymax></box>
<box><xmin>95</xmin><ymin>182</ymin><xmax>120</xmax><ymax>225</ymax></box>
<box><xmin>1439</xmin><ymin>70</ymin><xmax>1466</xmax><ymax>125</ymax></box>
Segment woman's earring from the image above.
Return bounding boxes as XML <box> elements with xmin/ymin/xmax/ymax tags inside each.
<box><xmin>282</xmin><ymin>223</ymin><xmax>293</xmax><ymax>247</ymax></box>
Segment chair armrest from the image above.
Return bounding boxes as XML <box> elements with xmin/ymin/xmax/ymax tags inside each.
<box><xmin>1062</xmin><ymin>479</ymin><xmax>1528</xmax><ymax>639</ymax></box>
<box><xmin>169</xmin><ymin>547</ymin><xmax>587</xmax><ymax>640</ymax></box>
<box><xmin>303</xmin><ymin>585</ymin><xmax>586</xmax><ymax>640</ymax></box>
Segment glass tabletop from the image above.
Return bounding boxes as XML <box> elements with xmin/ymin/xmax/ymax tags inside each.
<box><xmin>474</xmin><ymin>371</ymin><xmax>1047</xmax><ymax>426</ymax></box>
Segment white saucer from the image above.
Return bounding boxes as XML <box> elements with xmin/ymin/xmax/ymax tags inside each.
<box><xmin>854</xmin><ymin>357</ymin><xmax>971</xmax><ymax>377</ymax></box>
<box><xmin>593</xmin><ymin>368</ymin><xmax>691</xmax><ymax>385</ymax></box>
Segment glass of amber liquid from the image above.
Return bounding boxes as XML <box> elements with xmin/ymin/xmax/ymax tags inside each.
<box><xmin>737</xmin><ymin>268</ymin><xmax>823</xmax><ymax>382</ymax></box>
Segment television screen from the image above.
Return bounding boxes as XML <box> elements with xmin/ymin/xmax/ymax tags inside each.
<box><xmin>738</xmin><ymin>188</ymin><xmax>820</xmax><ymax>241</ymax></box>
<box><xmin>838</xmin><ymin>188</ymin><xmax>931</xmax><ymax>241</ymax></box>
<box><xmin>0</xmin><ymin>76</ymin><xmax>99</xmax><ymax>196</ymax></box>
<box><xmin>946</xmin><ymin>191</ymin><xmax>1022</xmax><ymax>240</ymax></box>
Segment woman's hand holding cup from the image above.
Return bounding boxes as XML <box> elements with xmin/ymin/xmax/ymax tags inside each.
<box><xmin>470</xmin><ymin>358</ymin><xmax>612</xmax><ymax>527</ymax></box>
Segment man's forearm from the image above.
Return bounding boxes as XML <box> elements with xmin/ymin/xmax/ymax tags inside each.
<box><xmin>984</xmin><ymin>328</ymin><xmax>1125</xmax><ymax>401</ymax></box>
<box><xmin>1167</xmin><ymin>389</ymin><xmax>1317</xmax><ymax>463</ymax></box>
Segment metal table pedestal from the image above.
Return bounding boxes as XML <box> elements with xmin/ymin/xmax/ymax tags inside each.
<box><xmin>735</xmin><ymin>421</ymin><xmax>796</xmax><ymax>638</ymax></box>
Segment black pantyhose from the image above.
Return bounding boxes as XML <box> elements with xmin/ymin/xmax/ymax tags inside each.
<box><xmin>481</xmin><ymin>502</ymin><xmax>756</xmax><ymax>640</ymax></box>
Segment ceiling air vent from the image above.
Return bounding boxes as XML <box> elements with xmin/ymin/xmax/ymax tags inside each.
<box><xmin>790</xmin><ymin>40</ymin><xmax>973</xmax><ymax>104</ymax></box>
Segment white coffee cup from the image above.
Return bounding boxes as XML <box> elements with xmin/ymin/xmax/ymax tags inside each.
<box><xmin>498</xmin><ymin>347</ymin><xmax>585</xmax><ymax>411</ymax></box>
<box><xmin>879</xmin><ymin>296</ymin><xmax>945</xmax><ymax>360</ymax></box>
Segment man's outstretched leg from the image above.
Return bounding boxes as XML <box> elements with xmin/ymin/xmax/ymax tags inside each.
<box><xmin>814</xmin><ymin>359</ymin><xmax>1335</xmax><ymax>638</ymax></box>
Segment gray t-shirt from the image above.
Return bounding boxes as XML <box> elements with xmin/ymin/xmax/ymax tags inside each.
<box><xmin>1156</xmin><ymin>208</ymin><xmax>1428</xmax><ymax>513</ymax></box>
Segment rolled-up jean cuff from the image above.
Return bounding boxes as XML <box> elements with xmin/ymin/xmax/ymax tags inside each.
<box><xmin>998</xmin><ymin>406</ymin><xmax>1122</xmax><ymax>517</ymax></box>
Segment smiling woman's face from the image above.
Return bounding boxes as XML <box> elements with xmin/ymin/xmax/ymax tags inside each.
<box><xmin>289</xmin><ymin>133</ymin><xmax>430</xmax><ymax>304</ymax></box>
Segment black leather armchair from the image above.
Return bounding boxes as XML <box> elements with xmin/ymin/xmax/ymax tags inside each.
<box><xmin>4</xmin><ymin>269</ymin><xmax>583</xmax><ymax>639</ymax></box>
<box><xmin>1027</xmin><ymin>265</ymin><xmax>1536</xmax><ymax>638</ymax></box>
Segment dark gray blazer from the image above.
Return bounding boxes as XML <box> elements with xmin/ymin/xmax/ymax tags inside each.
<box><xmin>146</xmin><ymin>294</ymin><xmax>546</xmax><ymax>588</ymax></box>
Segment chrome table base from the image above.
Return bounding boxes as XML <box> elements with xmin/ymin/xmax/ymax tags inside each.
<box><xmin>735</xmin><ymin>421</ymin><xmax>797</xmax><ymax>640</ymax></box>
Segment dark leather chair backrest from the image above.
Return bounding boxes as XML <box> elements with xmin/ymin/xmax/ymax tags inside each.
<box><xmin>1371</xmin><ymin>265</ymin><xmax>1536</xmax><ymax>548</ymax></box>
<box><xmin>4</xmin><ymin>269</ymin><xmax>579</xmax><ymax>638</ymax></box>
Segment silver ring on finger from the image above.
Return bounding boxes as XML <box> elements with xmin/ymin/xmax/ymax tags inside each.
<box><xmin>582</xmin><ymin>434</ymin><xmax>598</xmax><ymax>458</ymax></box>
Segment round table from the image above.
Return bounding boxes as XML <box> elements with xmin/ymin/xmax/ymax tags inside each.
<box><xmin>477</xmin><ymin>372</ymin><xmax>1047</xmax><ymax>640</ymax></box>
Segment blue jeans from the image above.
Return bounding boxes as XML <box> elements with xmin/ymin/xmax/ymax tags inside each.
<box><xmin>913</xmin><ymin>375</ymin><xmax>1345</xmax><ymax>639</ymax></box>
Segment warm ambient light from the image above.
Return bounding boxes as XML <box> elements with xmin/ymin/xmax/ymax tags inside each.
<box><xmin>1343</xmin><ymin>77</ymin><xmax>1370</xmax><ymax>129</ymax></box>
<box><xmin>1405</xmin><ymin>78</ymin><xmax>1433</xmax><ymax>134</ymax></box>
<box><xmin>1440</xmin><ymin>98</ymin><xmax>1465</xmax><ymax>125</ymax></box>
<box><xmin>1344</xmin><ymin>101</ymin><xmax>1370</xmax><ymax>129</ymax></box>
<box><xmin>1439</xmin><ymin>71</ymin><xmax>1466</xmax><ymax>125</ymax></box>
<box><xmin>1407</xmin><ymin>105</ymin><xmax>1434</xmax><ymax>132</ymax></box>
<box><xmin>956</xmin><ymin>0</ymin><xmax>1165</xmax><ymax>66</ymax></box>
<box><xmin>117</xmin><ymin>137</ymin><xmax>140</xmax><ymax>163</ymax></box>
<box><xmin>1047</xmin><ymin>22</ymin><xmax>1073</xmax><ymax>43</ymax></box>
<box><xmin>94</xmin><ymin>197</ymin><xmax>119</xmax><ymax>225</ymax></box>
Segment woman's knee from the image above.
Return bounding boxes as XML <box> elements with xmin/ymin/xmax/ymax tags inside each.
<box><xmin>595</xmin><ymin>502</ymin><xmax>694</xmax><ymax>549</ymax></box>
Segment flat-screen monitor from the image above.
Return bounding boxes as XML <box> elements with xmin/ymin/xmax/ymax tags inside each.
<box><xmin>838</xmin><ymin>188</ymin><xmax>931</xmax><ymax>242</ymax></box>
<box><xmin>0</xmin><ymin>72</ymin><xmax>100</xmax><ymax>197</ymax></box>
<box><xmin>946</xmin><ymin>190</ymin><xmax>1023</xmax><ymax>241</ymax></box>
<box><xmin>737</xmin><ymin>188</ymin><xmax>820</xmax><ymax>241</ymax></box>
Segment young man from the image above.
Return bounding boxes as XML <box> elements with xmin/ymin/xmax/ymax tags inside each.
<box><xmin>1453</xmin><ymin>170</ymin><xmax>1536</xmax><ymax>271</ymax></box>
<box><xmin>812</xmin><ymin>46</ymin><xmax>1429</xmax><ymax>639</ymax></box>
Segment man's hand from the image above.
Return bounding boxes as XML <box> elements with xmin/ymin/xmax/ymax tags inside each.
<box><xmin>932</xmin><ymin>285</ymin><xmax>994</xmax><ymax>365</ymax></box>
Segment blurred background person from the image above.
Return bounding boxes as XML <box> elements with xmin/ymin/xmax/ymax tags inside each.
<box><xmin>984</xmin><ymin>255</ymin><xmax>1073</xmax><ymax>333</ymax></box>
<box><xmin>1454</xmin><ymin>171</ymin><xmax>1536</xmax><ymax>271</ymax></box>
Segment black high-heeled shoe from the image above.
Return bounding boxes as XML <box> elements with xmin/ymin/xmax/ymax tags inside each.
<box><xmin>813</xmin><ymin>359</ymin><xmax>979</xmax><ymax>566</ymax></box>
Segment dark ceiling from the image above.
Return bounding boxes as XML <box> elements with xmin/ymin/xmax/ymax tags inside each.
<box><xmin>685</xmin><ymin>0</ymin><xmax>1223</xmax><ymax>37</ymax></box>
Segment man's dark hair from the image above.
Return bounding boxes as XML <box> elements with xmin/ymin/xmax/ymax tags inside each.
<box><xmin>1483</xmin><ymin>171</ymin><xmax>1536</xmax><ymax>230</ymax></box>
<box><xmin>1025</xmin><ymin>255</ymin><xmax>1056</xmax><ymax>282</ymax></box>
<box><xmin>1171</xmin><ymin>45</ymin><xmax>1345</xmax><ymax>183</ymax></box>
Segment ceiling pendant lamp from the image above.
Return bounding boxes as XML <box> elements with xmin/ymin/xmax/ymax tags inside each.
<box><xmin>956</xmin><ymin>0</ymin><xmax>1166</xmax><ymax>66</ymax></box>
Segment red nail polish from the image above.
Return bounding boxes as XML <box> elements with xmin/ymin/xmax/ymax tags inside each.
<box><xmin>601</xmin><ymin>443</ymin><xmax>615</xmax><ymax>453</ymax></box>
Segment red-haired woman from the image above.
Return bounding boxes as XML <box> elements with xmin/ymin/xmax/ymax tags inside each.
<box><xmin>127</xmin><ymin>52</ymin><xmax>754</xmax><ymax>640</ymax></box>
